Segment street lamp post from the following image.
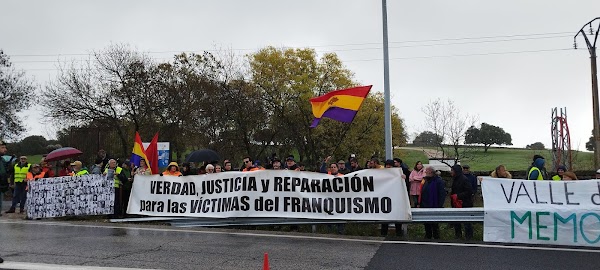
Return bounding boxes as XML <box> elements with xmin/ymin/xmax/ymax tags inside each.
<box><xmin>382</xmin><ymin>0</ymin><xmax>393</xmax><ymax>160</ymax></box>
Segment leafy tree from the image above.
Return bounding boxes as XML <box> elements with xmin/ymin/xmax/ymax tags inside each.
<box><xmin>18</xmin><ymin>135</ymin><xmax>48</xmax><ymax>155</ymax></box>
<box><xmin>248</xmin><ymin>47</ymin><xmax>406</xmax><ymax>165</ymax></box>
<box><xmin>586</xmin><ymin>131</ymin><xmax>594</xmax><ymax>151</ymax></box>
<box><xmin>42</xmin><ymin>44</ymin><xmax>408</xmax><ymax>166</ymax></box>
<box><xmin>413</xmin><ymin>131</ymin><xmax>443</xmax><ymax>147</ymax></box>
<box><xmin>464</xmin><ymin>122</ymin><xmax>512</xmax><ymax>152</ymax></box>
<box><xmin>0</xmin><ymin>50</ymin><xmax>36</xmax><ymax>139</ymax></box>
<box><xmin>526</xmin><ymin>142</ymin><xmax>545</xmax><ymax>150</ymax></box>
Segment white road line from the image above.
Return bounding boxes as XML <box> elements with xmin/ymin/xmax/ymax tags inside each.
<box><xmin>0</xmin><ymin>261</ymin><xmax>157</xmax><ymax>270</ymax></box>
<box><xmin>1</xmin><ymin>219</ymin><xmax>599</xmax><ymax>253</ymax></box>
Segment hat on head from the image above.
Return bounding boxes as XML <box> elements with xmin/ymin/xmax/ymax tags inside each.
<box><xmin>557</xmin><ymin>165</ymin><xmax>567</xmax><ymax>171</ymax></box>
<box><xmin>384</xmin><ymin>159</ymin><xmax>394</xmax><ymax>166</ymax></box>
<box><xmin>338</xmin><ymin>160</ymin><xmax>345</xmax><ymax>164</ymax></box>
<box><xmin>286</xmin><ymin>156</ymin><xmax>295</xmax><ymax>161</ymax></box>
<box><xmin>32</xmin><ymin>164</ymin><xmax>41</xmax><ymax>168</ymax></box>
<box><xmin>596</xmin><ymin>169</ymin><xmax>600</xmax><ymax>174</ymax></box>
<box><xmin>70</xmin><ymin>161</ymin><xmax>82</xmax><ymax>167</ymax></box>
<box><xmin>463</xmin><ymin>164</ymin><xmax>470</xmax><ymax>169</ymax></box>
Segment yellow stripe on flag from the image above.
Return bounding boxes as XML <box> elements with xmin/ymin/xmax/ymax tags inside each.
<box><xmin>311</xmin><ymin>95</ymin><xmax>365</xmax><ymax>118</ymax></box>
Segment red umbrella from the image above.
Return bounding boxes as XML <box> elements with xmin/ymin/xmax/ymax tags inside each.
<box><xmin>44</xmin><ymin>147</ymin><xmax>83</xmax><ymax>162</ymax></box>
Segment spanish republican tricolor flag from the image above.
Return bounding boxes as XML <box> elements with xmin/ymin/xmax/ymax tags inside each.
<box><xmin>309</xmin><ymin>85</ymin><xmax>372</xmax><ymax>128</ymax></box>
<box><xmin>131</xmin><ymin>132</ymin><xmax>152</xmax><ymax>174</ymax></box>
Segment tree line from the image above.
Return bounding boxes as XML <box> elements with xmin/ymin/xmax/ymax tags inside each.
<box><xmin>2</xmin><ymin>45</ymin><xmax>408</xmax><ymax>166</ymax></box>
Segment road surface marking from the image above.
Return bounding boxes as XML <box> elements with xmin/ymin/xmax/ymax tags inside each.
<box><xmin>0</xmin><ymin>261</ymin><xmax>156</xmax><ymax>270</ymax></box>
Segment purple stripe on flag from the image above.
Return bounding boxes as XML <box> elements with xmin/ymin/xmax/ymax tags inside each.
<box><xmin>310</xmin><ymin>118</ymin><xmax>321</xmax><ymax>128</ymax></box>
<box><xmin>321</xmin><ymin>107</ymin><xmax>358</xmax><ymax>122</ymax></box>
<box><xmin>310</xmin><ymin>107</ymin><xmax>358</xmax><ymax>128</ymax></box>
<box><xmin>130</xmin><ymin>153</ymin><xmax>143</xmax><ymax>167</ymax></box>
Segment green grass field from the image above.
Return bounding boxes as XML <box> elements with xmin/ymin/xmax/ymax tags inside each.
<box><xmin>396</xmin><ymin>147</ymin><xmax>594</xmax><ymax>171</ymax></box>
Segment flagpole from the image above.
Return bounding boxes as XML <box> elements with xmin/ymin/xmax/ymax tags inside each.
<box><xmin>382</xmin><ymin>0</ymin><xmax>393</xmax><ymax>160</ymax></box>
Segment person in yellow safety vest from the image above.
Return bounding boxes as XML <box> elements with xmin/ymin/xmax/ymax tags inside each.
<box><xmin>25</xmin><ymin>164</ymin><xmax>46</xmax><ymax>191</ymax></box>
<box><xmin>104</xmin><ymin>159</ymin><xmax>127</xmax><ymax>217</ymax></box>
<box><xmin>70</xmin><ymin>161</ymin><xmax>89</xmax><ymax>176</ymax></box>
<box><xmin>7</xmin><ymin>156</ymin><xmax>31</xmax><ymax>213</ymax></box>
<box><xmin>527</xmin><ymin>156</ymin><xmax>547</xmax><ymax>180</ymax></box>
<box><xmin>551</xmin><ymin>165</ymin><xmax>566</xmax><ymax>181</ymax></box>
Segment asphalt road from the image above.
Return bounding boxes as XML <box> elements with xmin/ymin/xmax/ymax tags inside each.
<box><xmin>0</xmin><ymin>216</ymin><xmax>599</xmax><ymax>270</ymax></box>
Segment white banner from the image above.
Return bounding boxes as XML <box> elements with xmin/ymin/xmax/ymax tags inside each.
<box><xmin>26</xmin><ymin>174</ymin><xmax>115</xmax><ymax>219</ymax></box>
<box><xmin>483</xmin><ymin>178</ymin><xmax>600</xmax><ymax>247</ymax></box>
<box><xmin>127</xmin><ymin>169</ymin><xmax>411</xmax><ymax>221</ymax></box>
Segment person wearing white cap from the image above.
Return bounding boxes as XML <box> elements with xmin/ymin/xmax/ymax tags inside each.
<box><xmin>596</xmin><ymin>169</ymin><xmax>600</xmax><ymax>179</ymax></box>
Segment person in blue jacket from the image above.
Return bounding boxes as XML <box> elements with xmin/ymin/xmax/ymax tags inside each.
<box><xmin>420</xmin><ymin>166</ymin><xmax>446</xmax><ymax>239</ymax></box>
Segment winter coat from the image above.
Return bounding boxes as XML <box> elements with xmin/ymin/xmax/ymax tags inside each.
<box><xmin>464</xmin><ymin>172</ymin><xmax>478</xmax><ymax>194</ymax></box>
<box><xmin>450</xmin><ymin>165</ymin><xmax>473</xmax><ymax>208</ymax></box>
<box><xmin>409</xmin><ymin>169</ymin><xmax>425</xmax><ymax>196</ymax></box>
<box><xmin>420</xmin><ymin>175</ymin><xmax>446</xmax><ymax>208</ymax></box>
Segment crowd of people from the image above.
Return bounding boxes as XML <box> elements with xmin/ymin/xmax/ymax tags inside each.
<box><xmin>2</xmin><ymin>138</ymin><xmax>600</xmax><ymax>243</ymax></box>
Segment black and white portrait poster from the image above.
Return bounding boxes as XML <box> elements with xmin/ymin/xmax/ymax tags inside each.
<box><xmin>26</xmin><ymin>174</ymin><xmax>115</xmax><ymax>219</ymax></box>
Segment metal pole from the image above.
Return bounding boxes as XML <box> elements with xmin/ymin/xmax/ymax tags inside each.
<box><xmin>382</xmin><ymin>0</ymin><xmax>393</xmax><ymax>160</ymax></box>
<box><xmin>575</xmin><ymin>17</ymin><xmax>600</xmax><ymax>169</ymax></box>
<box><xmin>591</xmin><ymin>49</ymin><xmax>600</xmax><ymax>168</ymax></box>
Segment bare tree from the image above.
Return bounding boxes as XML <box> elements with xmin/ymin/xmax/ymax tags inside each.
<box><xmin>41</xmin><ymin>44</ymin><xmax>156</xmax><ymax>157</ymax></box>
<box><xmin>421</xmin><ymin>99</ymin><xmax>478</xmax><ymax>166</ymax></box>
<box><xmin>0</xmin><ymin>50</ymin><xmax>36</xmax><ymax>140</ymax></box>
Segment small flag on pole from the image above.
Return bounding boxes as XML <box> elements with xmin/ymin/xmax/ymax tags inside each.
<box><xmin>309</xmin><ymin>85</ymin><xmax>372</xmax><ymax>128</ymax></box>
<box><xmin>131</xmin><ymin>132</ymin><xmax>152</xmax><ymax>174</ymax></box>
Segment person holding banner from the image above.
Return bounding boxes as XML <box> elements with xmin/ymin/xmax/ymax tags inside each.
<box><xmin>527</xmin><ymin>155</ymin><xmax>548</xmax><ymax>180</ymax></box>
<box><xmin>562</xmin><ymin>171</ymin><xmax>577</xmax><ymax>180</ymax></box>
<box><xmin>162</xmin><ymin>162</ymin><xmax>183</xmax><ymax>176</ymax></box>
<box><xmin>450</xmin><ymin>165</ymin><xmax>473</xmax><ymax>240</ymax></box>
<box><xmin>490</xmin><ymin>165</ymin><xmax>512</xmax><ymax>178</ymax></box>
<box><xmin>25</xmin><ymin>164</ymin><xmax>46</xmax><ymax>184</ymax></box>
<box><xmin>133</xmin><ymin>159</ymin><xmax>151</xmax><ymax>176</ymax></box>
<box><xmin>70</xmin><ymin>161</ymin><xmax>89</xmax><ymax>176</ymax></box>
<box><xmin>420</xmin><ymin>166</ymin><xmax>446</xmax><ymax>239</ymax></box>
<box><xmin>104</xmin><ymin>159</ymin><xmax>127</xmax><ymax>217</ymax></box>
<box><xmin>241</xmin><ymin>157</ymin><xmax>261</xmax><ymax>172</ymax></box>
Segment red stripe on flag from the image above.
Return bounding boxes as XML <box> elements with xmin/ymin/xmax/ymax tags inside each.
<box><xmin>309</xmin><ymin>85</ymin><xmax>372</xmax><ymax>103</ymax></box>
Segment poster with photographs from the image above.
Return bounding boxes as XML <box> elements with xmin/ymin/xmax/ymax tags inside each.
<box><xmin>26</xmin><ymin>174</ymin><xmax>115</xmax><ymax>219</ymax></box>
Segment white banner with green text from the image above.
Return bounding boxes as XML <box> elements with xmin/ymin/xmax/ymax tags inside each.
<box><xmin>127</xmin><ymin>169</ymin><xmax>411</xmax><ymax>221</ymax></box>
<box><xmin>483</xmin><ymin>178</ymin><xmax>600</xmax><ymax>247</ymax></box>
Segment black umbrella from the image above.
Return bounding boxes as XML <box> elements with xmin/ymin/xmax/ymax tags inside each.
<box><xmin>186</xmin><ymin>149</ymin><xmax>221</xmax><ymax>163</ymax></box>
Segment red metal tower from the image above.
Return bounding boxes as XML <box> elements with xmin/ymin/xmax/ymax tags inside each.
<box><xmin>551</xmin><ymin>107</ymin><xmax>572</xmax><ymax>171</ymax></box>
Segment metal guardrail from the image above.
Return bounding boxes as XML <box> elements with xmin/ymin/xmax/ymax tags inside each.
<box><xmin>110</xmin><ymin>207</ymin><xmax>484</xmax><ymax>228</ymax></box>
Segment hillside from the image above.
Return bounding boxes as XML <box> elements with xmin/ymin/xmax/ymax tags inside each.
<box><xmin>396</xmin><ymin>147</ymin><xmax>594</xmax><ymax>172</ymax></box>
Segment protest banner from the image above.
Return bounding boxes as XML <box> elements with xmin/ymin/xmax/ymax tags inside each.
<box><xmin>482</xmin><ymin>177</ymin><xmax>600</xmax><ymax>247</ymax></box>
<box><xmin>26</xmin><ymin>175</ymin><xmax>115</xmax><ymax>219</ymax></box>
<box><xmin>127</xmin><ymin>169</ymin><xmax>411</xmax><ymax>221</ymax></box>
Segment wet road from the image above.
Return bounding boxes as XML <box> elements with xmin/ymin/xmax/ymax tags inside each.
<box><xmin>0</xmin><ymin>219</ymin><xmax>599</xmax><ymax>270</ymax></box>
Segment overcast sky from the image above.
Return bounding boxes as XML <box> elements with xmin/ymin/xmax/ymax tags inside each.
<box><xmin>1</xmin><ymin>0</ymin><xmax>599</xmax><ymax>150</ymax></box>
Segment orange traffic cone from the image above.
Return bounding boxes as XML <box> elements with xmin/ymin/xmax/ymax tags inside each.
<box><xmin>263</xmin><ymin>252</ymin><xmax>270</xmax><ymax>270</ymax></box>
